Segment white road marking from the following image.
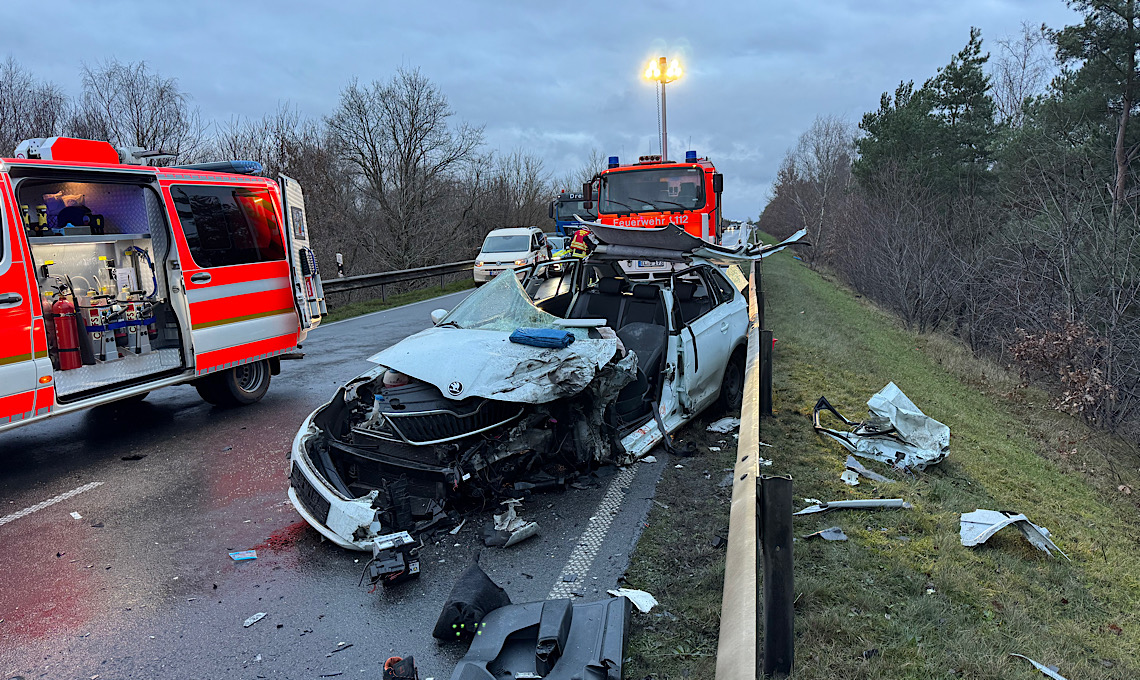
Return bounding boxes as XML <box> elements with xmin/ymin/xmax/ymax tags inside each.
<box><xmin>548</xmin><ymin>465</ymin><xmax>637</xmax><ymax>599</ymax></box>
<box><xmin>0</xmin><ymin>482</ymin><xmax>104</xmax><ymax>527</ymax></box>
<box><xmin>317</xmin><ymin>290</ymin><xmax>472</xmax><ymax>329</ymax></box>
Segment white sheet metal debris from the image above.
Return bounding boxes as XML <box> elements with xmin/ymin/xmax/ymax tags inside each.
<box><xmin>845</xmin><ymin>455</ymin><xmax>897</xmax><ymax>483</ymax></box>
<box><xmin>794</xmin><ymin>498</ymin><xmax>912</xmax><ymax>516</ymax></box>
<box><xmin>1010</xmin><ymin>654</ymin><xmax>1068</xmax><ymax>679</ymax></box>
<box><xmin>813</xmin><ymin>382</ymin><xmax>950</xmax><ymax>471</ymax></box>
<box><xmin>840</xmin><ymin>470</ymin><xmax>860</xmax><ymax>486</ymax></box>
<box><xmin>243</xmin><ymin>612</ymin><xmax>267</xmax><ymax>628</ymax></box>
<box><xmin>69</xmin><ymin>511</ymin><xmax>83</xmax><ymax>520</ymax></box>
<box><xmin>803</xmin><ymin>527</ymin><xmax>848</xmax><ymax>541</ymax></box>
<box><xmin>960</xmin><ymin>509</ymin><xmax>1068</xmax><ymax>560</ymax></box>
<box><xmin>490</xmin><ymin>499</ymin><xmax>539</xmax><ymax>548</ymax></box>
<box><xmin>641</xmin><ymin>455</ymin><xmax>657</xmax><ymax>464</ymax></box>
<box><xmin>707</xmin><ymin>417</ymin><xmax>740</xmax><ymax>434</ymax></box>
<box><xmin>606</xmin><ymin>588</ymin><xmax>658</xmax><ymax>613</ymax></box>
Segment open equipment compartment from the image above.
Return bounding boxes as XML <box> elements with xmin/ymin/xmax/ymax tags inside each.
<box><xmin>16</xmin><ymin>173</ymin><xmax>187</xmax><ymax>400</ymax></box>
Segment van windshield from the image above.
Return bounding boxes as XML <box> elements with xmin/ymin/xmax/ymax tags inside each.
<box><xmin>482</xmin><ymin>235</ymin><xmax>531</xmax><ymax>253</ymax></box>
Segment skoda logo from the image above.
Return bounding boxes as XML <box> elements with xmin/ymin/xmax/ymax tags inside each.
<box><xmin>448</xmin><ymin>381</ymin><xmax>463</xmax><ymax>396</ymax></box>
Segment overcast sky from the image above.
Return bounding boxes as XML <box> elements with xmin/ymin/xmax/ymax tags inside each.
<box><xmin>4</xmin><ymin>0</ymin><xmax>1081</xmax><ymax>220</ymax></box>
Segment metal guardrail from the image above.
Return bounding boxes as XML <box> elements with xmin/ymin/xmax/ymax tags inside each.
<box><xmin>322</xmin><ymin>260</ymin><xmax>476</xmax><ymax>297</ymax></box>
<box><xmin>716</xmin><ymin>261</ymin><xmax>794</xmax><ymax>679</ymax></box>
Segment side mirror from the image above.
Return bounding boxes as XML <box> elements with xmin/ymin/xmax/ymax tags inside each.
<box><xmin>430</xmin><ymin>309</ymin><xmax>448</xmax><ymax>325</ymax></box>
<box><xmin>581</xmin><ymin>182</ymin><xmax>592</xmax><ymax>201</ymax></box>
<box><xmin>712</xmin><ymin>173</ymin><xmax>724</xmax><ymax>194</ymax></box>
<box><xmin>548</xmin><ymin>202</ymin><xmax>555</xmax><ymax>219</ymax></box>
<box><xmin>583</xmin><ymin>201</ymin><xmax>593</xmax><ymax>211</ymax></box>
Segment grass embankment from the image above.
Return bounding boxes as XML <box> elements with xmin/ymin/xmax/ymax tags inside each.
<box><xmin>322</xmin><ymin>279</ymin><xmax>474</xmax><ymax>323</ymax></box>
<box><xmin>624</xmin><ymin>247</ymin><xmax>1140</xmax><ymax>679</ymax></box>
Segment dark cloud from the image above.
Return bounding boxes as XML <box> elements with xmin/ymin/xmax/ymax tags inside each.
<box><xmin>3</xmin><ymin>0</ymin><xmax>1078</xmax><ymax>218</ymax></box>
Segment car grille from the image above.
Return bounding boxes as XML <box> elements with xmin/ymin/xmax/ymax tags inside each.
<box><xmin>382</xmin><ymin>400</ymin><xmax>524</xmax><ymax>445</ymax></box>
<box><xmin>290</xmin><ymin>463</ymin><xmax>332</xmax><ymax>523</ymax></box>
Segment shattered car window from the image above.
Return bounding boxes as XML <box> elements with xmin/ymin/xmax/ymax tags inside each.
<box><xmin>443</xmin><ymin>269</ymin><xmax>584</xmax><ymax>336</ymax></box>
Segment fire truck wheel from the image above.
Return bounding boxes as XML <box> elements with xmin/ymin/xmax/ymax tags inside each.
<box><xmin>195</xmin><ymin>360</ymin><xmax>271</xmax><ymax>407</ymax></box>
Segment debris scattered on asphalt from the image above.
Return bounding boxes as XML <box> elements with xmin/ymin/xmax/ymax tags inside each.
<box><xmin>707</xmin><ymin>417</ymin><xmax>741</xmax><ymax>434</ymax></box>
<box><xmin>960</xmin><ymin>509</ymin><xmax>1068</xmax><ymax>560</ymax></box>
<box><xmin>120</xmin><ymin>453</ymin><xmax>146</xmax><ymax>461</ymax></box>
<box><xmin>1010</xmin><ymin>653</ymin><xmax>1067</xmax><ymax>679</ymax></box>
<box><xmin>449</xmin><ymin>519</ymin><xmax>466</xmax><ymax>535</ymax></box>
<box><xmin>383</xmin><ymin>655</ymin><xmax>418</xmax><ymax>680</ymax></box>
<box><xmin>845</xmin><ymin>455</ymin><xmax>897</xmax><ymax>484</ymax></box>
<box><xmin>432</xmin><ymin>559</ymin><xmax>511</xmax><ymax>642</ymax></box>
<box><xmin>90</xmin><ymin>522</ymin><xmax>103</xmax><ymax>528</ymax></box>
<box><xmin>229</xmin><ymin>550</ymin><xmax>257</xmax><ymax>561</ymax></box>
<box><xmin>840</xmin><ymin>470</ymin><xmax>860</xmax><ymax>486</ymax></box>
<box><xmin>252</xmin><ymin>653</ymin><xmax>262</xmax><ymax>662</ymax></box>
<box><xmin>794</xmin><ymin>498</ymin><xmax>913</xmax><ymax>516</ymax></box>
<box><xmin>813</xmin><ymin>382</ymin><xmax>950</xmax><ymax>471</ymax></box>
<box><xmin>562</xmin><ymin>573</ymin><xmax>577</xmax><ymax>583</ymax></box>
<box><xmin>642</xmin><ymin>455</ymin><xmax>657</xmax><ymax>464</ymax></box>
<box><xmin>607</xmin><ymin>587</ymin><xmax>658</xmax><ymax>613</ymax></box>
<box><xmin>484</xmin><ymin>499</ymin><xmax>539</xmax><ymax>548</ymax></box>
<box><xmin>366</xmin><ymin>531</ymin><xmax>420</xmax><ymax>587</ymax></box>
<box><xmin>70</xmin><ymin>511</ymin><xmax>83</xmax><ymax>520</ymax></box>
<box><xmin>674</xmin><ymin>464</ymin><xmax>684</xmax><ymax>469</ymax></box>
<box><xmin>243</xmin><ymin>612</ymin><xmax>267</xmax><ymax>628</ymax></box>
<box><xmin>221</xmin><ymin>445</ymin><xmax>233</xmax><ymax>452</ymax></box>
<box><xmin>326</xmin><ymin>642</ymin><xmax>354</xmax><ymax>657</ymax></box>
<box><xmin>803</xmin><ymin>526</ymin><xmax>848</xmax><ymax>541</ymax></box>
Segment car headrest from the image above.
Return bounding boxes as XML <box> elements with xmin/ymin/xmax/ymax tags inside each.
<box><xmin>632</xmin><ymin>284</ymin><xmax>659</xmax><ymax>301</ymax></box>
<box><xmin>674</xmin><ymin>281</ymin><xmax>698</xmax><ymax>301</ymax></box>
<box><xmin>597</xmin><ymin>277</ymin><xmax>625</xmax><ymax>295</ymax></box>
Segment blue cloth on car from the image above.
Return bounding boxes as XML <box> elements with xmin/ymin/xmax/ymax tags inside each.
<box><xmin>509</xmin><ymin>327</ymin><xmax>575</xmax><ymax>349</ymax></box>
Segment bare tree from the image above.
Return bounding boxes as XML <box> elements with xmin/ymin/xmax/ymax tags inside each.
<box><xmin>780</xmin><ymin>115</ymin><xmax>854</xmax><ymax>265</ymax></box>
<box><xmin>69</xmin><ymin>59</ymin><xmax>207</xmax><ymax>161</ymax></box>
<box><xmin>0</xmin><ymin>56</ymin><xmax>69</xmax><ymax>156</ymax></box>
<box><xmin>992</xmin><ymin>23</ymin><xmax>1053</xmax><ymax>127</ymax></box>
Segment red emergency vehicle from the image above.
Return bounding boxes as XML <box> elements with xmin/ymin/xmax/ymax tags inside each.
<box><xmin>583</xmin><ymin>150</ymin><xmax>724</xmax><ymax>242</ymax></box>
<box><xmin>0</xmin><ymin>136</ymin><xmax>326</xmax><ymax>431</ymax></box>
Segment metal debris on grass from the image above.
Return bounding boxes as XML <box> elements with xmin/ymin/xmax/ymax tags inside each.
<box><xmin>840</xmin><ymin>470</ymin><xmax>860</xmax><ymax>486</ymax></box>
<box><xmin>794</xmin><ymin>499</ymin><xmax>912</xmax><ymax>516</ymax></box>
<box><xmin>607</xmin><ymin>587</ymin><xmax>658</xmax><ymax>613</ymax></box>
<box><xmin>960</xmin><ymin>510</ymin><xmax>1068</xmax><ymax>560</ymax></box>
<box><xmin>813</xmin><ymin>382</ymin><xmax>950</xmax><ymax>471</ymax></box>
<box><xmin>803</xmin><ymin>527</ymin><xmax>848</xmax><ymax>541</ymax></box>
<box><xmin>1010</xmin><ymin>653</ymin><xmax>1068</xmax><ymax>679</ymax></box>
<box><xmin>845</xmin><ymin>455</ymin><xmax>897</xmax><ymax>483</ymax></box>
<box><xmin>707</xmin><ymin>417</ymin><xmax>740</xmax><ymax>434</ymax></box>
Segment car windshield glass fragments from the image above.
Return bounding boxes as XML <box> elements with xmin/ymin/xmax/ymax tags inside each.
<box><xmin>482</xmin><ymin>235</ymin><xmax>531</xmax><ymax>253</ymax></box>
<box><xmin>812</xmin><ymin>382</ymin><xmax>950</xmax><ymax>471</ymax></box>
<box><xmin>442</xmin><ymin>269</ymin><xmax>584</xmax><ymax>336</ymax></box>
<box><xmin>602</xmin><ymin>167</ymin><xmax>703</xmax><ymax>213</ymax></box>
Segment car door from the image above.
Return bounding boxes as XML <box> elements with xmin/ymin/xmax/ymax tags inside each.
<box><xmin>0</xmin><ymin>175</ymin><xmax>42</xmax><ymax>425</ymax></box>
<box><xmin>676</xmin><ymin>267</ymin><xmax>735</xmax><ymax>409</ymax></box>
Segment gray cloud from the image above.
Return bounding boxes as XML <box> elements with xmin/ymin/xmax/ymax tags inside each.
<box><xmin>3</xmin><ymin>0</ymin><xmax>1078</xmax><ymax>218</ymax></box>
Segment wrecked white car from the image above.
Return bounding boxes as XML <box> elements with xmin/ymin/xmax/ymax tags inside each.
<box><xmin>288</xmin><ymin>224</ymin><xmax>802</xmax><ymax>550</ymax></box>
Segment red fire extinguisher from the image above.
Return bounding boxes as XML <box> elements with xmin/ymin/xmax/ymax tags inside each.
<box><xmin>51</xmin><ymin>296</ymin><xmax>82</xmax><ymax>371</ymax></box>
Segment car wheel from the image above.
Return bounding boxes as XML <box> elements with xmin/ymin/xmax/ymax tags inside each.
<box><xmin>716</xmin><ymin>348</ymin><xmax>746</xmax><ymax>413</ymax></box>
<box><xmin>195</xmin><ymin>360</ymin><xmax>271</xmax><ymax>407</ymax></box>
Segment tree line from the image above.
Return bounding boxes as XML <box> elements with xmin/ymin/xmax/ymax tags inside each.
<box><xmin>760</xmin><ymin>1</ymin><xmax>1140</xmax><ymax>435</ymax></box>
<box><xmin>0</xmin><ymin>57</ymin><xmax>598</xmax><ymax>287</ymax></box>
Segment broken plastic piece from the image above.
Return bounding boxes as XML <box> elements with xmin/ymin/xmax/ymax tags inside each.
<box><xmin>449</xmin><ymin>519</ymin><xmax>467</xmax><ymax>535</ymax></box>
<box><xmin>70</xmin><ymin>511</ymin><xmax>83</xmax><ymax>520</ymax></box>
<box><xmin>813</xmin><ymin>382</ymin><xmax>950</xmax><ymax>471</ymax></box>
<box><xmin>229</xmin><ymin>550</ymin><xmax>257</xmax><ymax>561</ymax></box>
<box><xmin>486</xmin><ymin>499</ymin><xmax>539</xmax><ymax>548</ymax></box>
<box><xmin>641</xmin><ymin>455</ymin><xmax>657</xmax><ymax>463</ymax></box>
<box><xmin>840</xmin><ymin>470</ymin><xmax>860</xmax><ymax>486</ymax></box>
<box><xmin>707</xmin><ymin>417</ymin><xmax>740</xmax><ymax>434</ymax></box>
<box><xmin>606</xmin><ymin>587</ymin><xmax>658</xmax><ymax>613</ymax></box>
<box><xmin>366</xmin><ymin>531</ymin><xmax>421</xmax><ymax>587</ymax></box>
<box><xmin>794</xmin><ymin>498</ymin><xmax>912</xmax><ymax>516</ymax></box>
<box><xmin>384</xmin><ymin>655</ymin><xmax>420</xmax><ymax>680</ymax></box>
<box><xmin>433</xmin><ymin>560</ymin><xmax>511</xmax><ymax>642</ymax></box>
<box><xmin>845</xmin><ymin>455</ymin><xmax>897</xmax><ymax>483</ymax></box>
<box><xmin>243</xmin><ymin>612</ymin><xmax>267</xmax><ymax>628</ymax></box>
<box><xmin>960</xmin><ymin>510</ymin><xmax>1068</xmax><ymax>560</ymax></box>
<box><xmin>1010</xmin><ymin>653</ymin><xmax>1068</xmax><ymax>679</ymax></box>
<box><xmin>803</xmin><ymin>527</ymin><xmax>848</xmax><ymax>541</ymax></box>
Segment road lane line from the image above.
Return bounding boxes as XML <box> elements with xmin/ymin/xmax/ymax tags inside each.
<box><xmin>548</xmin><ymin>465</ymin><xmax>637</xmax><ymax>599</ymax></box>
<box><xmin>0</xmin><ymin>481</ymin><xmax>104</xmax><ymax>527</ymax></box>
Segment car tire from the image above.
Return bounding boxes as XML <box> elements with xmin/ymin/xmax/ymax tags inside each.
<box><xmin>716</xmin><ymin>347</ymin><xmax>746</xmax><ymax>413</ymax></box>
<box><xmin>195</xmin><ymin>360</ymin><xmax>271</xmax><ymax>407</ymax></box>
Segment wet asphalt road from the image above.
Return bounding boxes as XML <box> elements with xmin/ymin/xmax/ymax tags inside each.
<box><xmin>0</xmin><ymin>291</ymin><xmax>667</xmax><ymax>680</ymax></box>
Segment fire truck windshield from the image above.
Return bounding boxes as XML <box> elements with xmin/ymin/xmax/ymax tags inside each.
<box><xmin>555</xmin><ymin>200</ymin><xmax>595</xmax><ymax>222</ymax></box>
<box><xmin>601</xmin><ymin>167</ymin><xmax>704</xmax><ymax>214</ymax></box>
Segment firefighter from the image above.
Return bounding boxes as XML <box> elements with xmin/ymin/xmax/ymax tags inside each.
<box><xmin>570</xmin><ymin>227</ymin><xmax>591</xmax><ymax>258</ymax></box>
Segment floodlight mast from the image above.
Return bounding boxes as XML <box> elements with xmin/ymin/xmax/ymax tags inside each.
<box><xmin>643</xmin><ymin>56</ymin><xmax>683</xmax><ymax>161</ymax></box>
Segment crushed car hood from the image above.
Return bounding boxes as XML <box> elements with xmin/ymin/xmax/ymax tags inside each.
<box><xmin>367</xmin><ymin>326</ymin><xmax>619</xmax><ymax>404</ymax></box>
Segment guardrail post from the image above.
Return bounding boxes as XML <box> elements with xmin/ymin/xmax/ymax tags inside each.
<box><xmin>380</xmin><ymin>284</ymin><xmax>387</xmax><ymax>303</ymax></box>
<box><xmin>759</xmin><ymin>474</ymin><xmax>794</xmax><ymax>677</ymax></box>
<box><xmin>760</xmin><ymin>329</ymin><xmax>773</xmax><ymax>417</ymax></box>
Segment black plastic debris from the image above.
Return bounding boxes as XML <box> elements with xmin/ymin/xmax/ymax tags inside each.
<box><xmin>383</xmin><ymin>655</ymin><xmax>419</xmax><ymax>680</ymax></box>
<box><xmin>448</xmin><ymin>597</ymin><xmax>630</xmax><ymax>680</ymax></box>
<box><xmin>433</xmin><ymin>559</ymin><xmax>511</xmax><ymax>642</ymax></box>
<box><xmin>365</xmin><ymin>532</ymin><xmax>420</xmax><ymax>588</ymax></box>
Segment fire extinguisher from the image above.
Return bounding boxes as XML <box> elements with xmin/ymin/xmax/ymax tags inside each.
<box><xmin>51</xmin><ymin>293</ymin><xmax>82</xmax><ymax>371</ymax></box>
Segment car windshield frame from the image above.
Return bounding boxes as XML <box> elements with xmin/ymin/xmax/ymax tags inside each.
<box><xmin>481</xmin><ymin>234</ymin><xmax>532</xmax><ymax>254</ymax></box>
<box><xmin>600</xmin><ymin>166</ymin><xmax>705</xmax><ymax>215</ymax></box>
<box><xmin>440</xmin><ymin>268</ymin><xmax>587</xmax><ymax>338</ymax></box>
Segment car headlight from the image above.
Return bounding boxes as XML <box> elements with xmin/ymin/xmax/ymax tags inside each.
<box><xmin>475</xmin><ymin>261</ymin><xmax>484</xmax><ymax>267</ymax></box>
<box><xmin>514</xmin><ymin>259</ymin><xmax>527</xmax><ymax>266</ymax></box>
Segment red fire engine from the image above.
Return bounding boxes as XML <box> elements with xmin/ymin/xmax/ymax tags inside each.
<box><xmin>582</xmin><ymin>150</ymin><xmax>724</xmax><ymax>242</ymax></box>
<box><xmin>0</xmin><ymin>136</ymin><xmax>326</xmax><ymax>431</ymax></box>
